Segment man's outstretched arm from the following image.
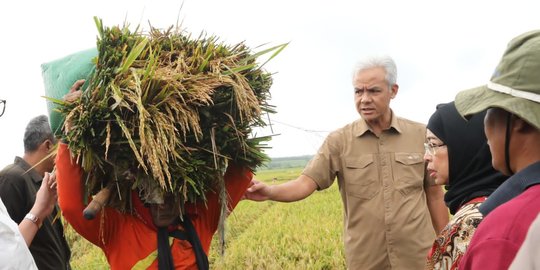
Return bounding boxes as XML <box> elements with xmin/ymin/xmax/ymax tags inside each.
<box><xmin>244</xmin><ymin>174</ymin><xmax>318</xmax><ymax>202</ymax></box>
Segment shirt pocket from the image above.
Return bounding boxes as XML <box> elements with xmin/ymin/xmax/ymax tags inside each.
<box><xmin>393</xmin><ymin>152</ymin><xmax>424</xmax><ymax>196</ymax></box>
<box><xmin>343</xmin><ymin>155</ymin><xmax>379</xmax><ymax>200</ymax></box>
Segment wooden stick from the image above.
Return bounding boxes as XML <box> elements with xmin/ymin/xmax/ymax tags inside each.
<box><xmin>83</xmin><ymin>186</ymin><xmax>112</xmax><ymax>220</ymax></box>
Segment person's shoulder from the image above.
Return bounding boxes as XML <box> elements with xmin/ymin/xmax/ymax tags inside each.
<box><xmin>392</xmin><ymin>115</ymin><xmax>426</xmax><ymax>136</ymax></box>
<box><xmin>480</xmin><ymin>186</ymin><xmax>540</xmax><ymax>235</ymax></box>
<box><xmin>327</xmin><ymin>119</ymin><xmax>362</xmax><ymax>138</ymax></box>
<box><xmin>0</xmin><ymin>162</ymin><xmax>25</xmax><ymax>181</ymax></box>
<box><xmin>503</xmin><ymin>184</ymin><xmax>540</xmax><ymax>210</ymax></box>
<box><xmin>395</xmin><ymin>115</ymin><xmax>426</xmax><ymax>128</ymax></box>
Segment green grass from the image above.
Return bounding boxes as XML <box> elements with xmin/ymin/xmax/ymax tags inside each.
<box><xmin>67</xmin><ymin>167</ymin><xmax>345</xmax><ymax>269</ymax></box>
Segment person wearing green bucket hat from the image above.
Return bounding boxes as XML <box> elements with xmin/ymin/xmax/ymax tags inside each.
<box><xmin>455</xmin><ymin>30</ymin><xmax>540</xmax><ymax>269</ymax></box>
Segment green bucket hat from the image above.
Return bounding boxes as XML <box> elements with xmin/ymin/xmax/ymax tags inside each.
<box><xmin>455</xmin><ymin>30</ymin><xmax>540</xmax><ymax>130</ymax></box>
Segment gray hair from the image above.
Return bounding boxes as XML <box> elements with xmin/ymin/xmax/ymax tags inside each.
<box><xmin>24</xmin><ymin>115</ymin><xmax>54</xmax><ymax>152</ymax></box>
<box><xmin>352</xmin><ymin>55</ymin><xmax>398</xmax><ymax>87</ymax></box>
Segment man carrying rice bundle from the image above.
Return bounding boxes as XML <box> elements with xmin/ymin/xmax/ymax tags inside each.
<box><xmin>49</xmin><ymin>18</ymin><xmax>285</xmax><ymax>270</ymax></box>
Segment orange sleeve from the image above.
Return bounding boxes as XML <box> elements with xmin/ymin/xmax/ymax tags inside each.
<box><xmin>224</xmin><ymin>165</ymin><xmax>254</xmax><ymax>211</ymax></box>
<box><xmin>192</xmin><ymin>165</ymin><xmax>253</xmax><ymax>252</ymax></box>
<box><xmin>56</xmin><ymin>143</ymin><xmax>107</xmax><ymax>246</ymax></box>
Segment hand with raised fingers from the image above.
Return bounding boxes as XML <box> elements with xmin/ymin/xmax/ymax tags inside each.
<box><xmin>30</xmin><ymin>172</ymin><xmax>58</xmax><ymax>223</ymax></box>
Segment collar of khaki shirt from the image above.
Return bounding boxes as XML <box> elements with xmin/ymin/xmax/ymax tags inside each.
<box><xmin>353</xmin><ymin>110</ymin><xmax>403</xmax><ymax>137</ymax></box>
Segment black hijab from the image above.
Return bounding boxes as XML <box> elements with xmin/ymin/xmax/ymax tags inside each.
<box><xmin>427</xmin><ymin>102</ymin><xmax>507</xmax><ymax>214</ymax></box>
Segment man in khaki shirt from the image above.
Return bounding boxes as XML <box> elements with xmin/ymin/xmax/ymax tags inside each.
<box><xmin>245</xmin><ymin>56</ymin><xmax>448</xmax><ymax>269</ymax></box>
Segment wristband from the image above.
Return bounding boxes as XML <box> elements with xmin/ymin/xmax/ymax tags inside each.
<box><xmin>24</xmin><ymin>213</ymin><xmax>42</xmax><ymax>229</ymax></box>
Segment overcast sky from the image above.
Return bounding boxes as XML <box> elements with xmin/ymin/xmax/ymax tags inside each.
<box><xmin>0</xmin><ymin>0</ymin><xmax>539</xmax><ymax>168</ymax></box>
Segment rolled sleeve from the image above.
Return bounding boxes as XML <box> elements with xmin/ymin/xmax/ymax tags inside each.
<box><xmin>302</xmin><ymin>132</ymin><xmax>341</xmax><ymax>190</ymax></box>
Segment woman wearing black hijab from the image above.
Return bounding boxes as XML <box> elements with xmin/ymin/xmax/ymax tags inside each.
<box><xmin>424</xmin><ymin>102</ymin><xmax>507</xmax><ymax>270</ymax></box>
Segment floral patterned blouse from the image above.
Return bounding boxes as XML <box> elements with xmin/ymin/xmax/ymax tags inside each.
<box><xmin>425</xmin><ymin>197</ymin><xmax>487</xmax><ymax>270</ymax></box>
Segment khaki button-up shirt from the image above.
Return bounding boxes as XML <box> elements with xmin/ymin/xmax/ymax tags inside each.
<box><xmin>303</xmin><ymin>115</ymin><xmax>435</xmax><ymax>270</ymax></box>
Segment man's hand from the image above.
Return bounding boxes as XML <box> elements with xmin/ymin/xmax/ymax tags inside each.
<box><xmin>19</xmin><ymin>172</ymin><xmax>58</xmax><ymax>245</ymax></box>
<box><xmin>64</xmin><ymin>79</ymin><xmax>85</xmax><ymax>103</ymax></box>
<box><xmin>244</xmin><ymin>179</ymin><xmax>273</xmax><ymax>201</ymax></box>
<box><xmin>244</xmin><ymin>175</ymin><xmax>318</xmax><ymax>203</ymax></box>
<box><xmin>63</xmin><ymin>79</ymin><xmax>85</xmax><ymax>133</ymax></box>
<box><xmin>30</xmin><ymin>172</ymin><xmax>58</xmax><ymax>222</ymax></box>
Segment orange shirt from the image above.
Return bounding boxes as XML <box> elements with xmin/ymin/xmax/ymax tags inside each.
<box><xmin>56</xmin><ymin>143</ymin><xmax>252</xmax><ymax>269</ymax></box>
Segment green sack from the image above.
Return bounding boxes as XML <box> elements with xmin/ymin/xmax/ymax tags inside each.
<box><xmin>41</xmin><ymin>48</ymin><xmax>97</xmax><ymax>135</ymax></box>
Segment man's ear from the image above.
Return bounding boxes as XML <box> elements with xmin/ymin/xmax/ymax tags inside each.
<box><xmin>391</xmin><ymin>84</ymin><xmax>399</xmax><ymax>99</ymax></box>
<box><xmin>42</xmin><ymin>139</ymin><xmax>53</xmax><ymax>152</ymax></box>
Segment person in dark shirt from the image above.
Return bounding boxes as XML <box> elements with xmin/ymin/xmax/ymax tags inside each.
<box><xmin>0</xmin><ymin>115</ymin><xmax>71</xmax><ymax>270</ymax></box>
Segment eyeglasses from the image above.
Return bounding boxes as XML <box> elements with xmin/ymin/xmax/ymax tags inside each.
<box><xmin>424</xmin><ymin>142</ymin><xmax>446</xmax><ymax>156</ymax></box>
<box><xmin>0</xmin><ymin>99</ymin><xmax>5</xmax><ymax>117</ymax></box>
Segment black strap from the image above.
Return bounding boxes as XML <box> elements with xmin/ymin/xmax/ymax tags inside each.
<box><xmin>157</xmin><ymin>227</ymin><xmax>174</xmax><ymax>270</ymax></box>
<box><xmin>168</xmin><ymin>229</ymin><xmax>188</xmax><ymax>240</ymax></box>
<box><xmin>504</xmin><ymin>113</ymin><xmax>515</xmax><ymax>175</ymax></box>
<box><xmin>157</xmin><ymin>216</ymin><xmax>209</xmax><ymax>270</ymax></box>
<box><xmin>181</xmin><ymin>215</ymin><xmax>209</xmax><ymax>270</ymax></box>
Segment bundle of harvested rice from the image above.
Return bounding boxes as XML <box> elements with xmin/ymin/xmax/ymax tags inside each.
<box><xmin>48</xmin><ymin>17</ymin><xmax>286</xmax><ymax>218</ymax></box>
